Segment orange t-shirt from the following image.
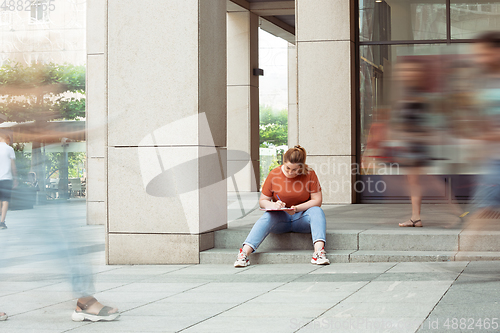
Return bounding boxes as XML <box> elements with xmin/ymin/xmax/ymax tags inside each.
<box><xmin>261</xmin><ymin>166</ymin><xmax>321</xmax><ymax>207</ymax></box>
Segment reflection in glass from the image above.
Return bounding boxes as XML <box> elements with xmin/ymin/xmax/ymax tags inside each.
<box><xmin>359</xmin><ymin>0</ymin><xmax>447</xmax><ymax>42</ymax></box>
<box><xmin>360</xmin><ymin>44</ymin><xmax>484</xmax><ymax>176</ymax></box>
<box><xmin>451</xmin><ymin>1</ymin><xmax>500</xmax><ymax>39</ymax></box>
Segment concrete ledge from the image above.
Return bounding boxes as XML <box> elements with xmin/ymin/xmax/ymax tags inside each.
<box><xmin>200</xmin><ymin>248</ymin><xmax>354</xmax><ymax>264</ymax></box>
<box><xmin>459</xmin><ymin>231</ymin><xmax>500</xmax><ymax>251</ymax></box>
<box><xmin>214</xmin><ymin>229</ymin><xmax>359</xmax><ymax>251</ymax></box>
<box><xmin>455</xmin><ymin>251</ymin><xmax>500</xmax><ymax>261</ymax></box>
<box><xmin>349</xmin><ymin>250</ymin><xmax>457</xmax><ymax>263</ymax></box>
<box><xmin>358</xmin><ymin>230</ymin><xmax>459</xmax><ymax>251</ymax></box>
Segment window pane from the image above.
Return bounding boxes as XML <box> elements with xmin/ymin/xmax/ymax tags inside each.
<box><xmin>359</xmin><ymin>0</ymin><xmax>447</xmax><ymax>42</ymax></box>
<box><xmin>451</xmin><ymin>1</ymin><xmax>500</xmax><ymax>39</ymax></box>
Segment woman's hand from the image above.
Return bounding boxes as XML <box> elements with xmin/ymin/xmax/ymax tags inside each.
<box><xmin>274</xmin><ymin>200</ymin><xmax>286</xmax><ymax>209</ymax></box>
<box><xmin>289</xmin><ymin>192</ymin><xmax>322</xmax><ymax>214</ymax></box>
<box><xmin>259</xmin><ymin>194</ymin><xmax>287</xmax><ymax>210</ymax></box>
<box><xmin>286</xmin><ymin>205</ymin><xmax>298</xmax><ymax>215</ymax></box>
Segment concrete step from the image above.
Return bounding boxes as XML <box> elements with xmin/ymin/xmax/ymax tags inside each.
<box><xmin>213</xmin><ymin>229</ymin><xmax>500</xmax><ymax>252</ymax></box>
<box><xmin>200</xmin><ymin>249</ymin><xmax>500</xmax><ymax>264</ymax></box>
<box><xmin>214</xmin><ymin>229</ymin><xmax>358</xmax><ymax>251</ymax></box>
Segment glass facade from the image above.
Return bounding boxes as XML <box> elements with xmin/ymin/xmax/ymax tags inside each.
<box><xmin>360</xmin><ymin>0</ymin><xmax>447</xmax><ymax>42</ymax></box>
<box><xmin>451</xmin><ymin>1</ymin><xmax>500</xmax><ymax>39</ymax></box>
<box><xmin>358</xmin><ymin>0</ymin><xmax>500</xmax><ymax>201</ymax></box>
<box><xmin>0</xmin><ymin>1</ymin><xmax>86</xmax><ymax>202</ymax></box>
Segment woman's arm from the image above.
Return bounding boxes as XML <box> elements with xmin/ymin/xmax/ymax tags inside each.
<box><xmin>259</xmin><ymin>193</ymin><xmax>285</xmax><ymax>210</ymax></box>
<box><xmin>291</xmin><ymin>191</ymin><xmax>322</xmax><ymax>213</ymax></box>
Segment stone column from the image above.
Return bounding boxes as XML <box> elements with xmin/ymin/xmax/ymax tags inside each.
<box><xmin>226</xmin><ymin>10</ymin><xmax>260</xmax><ymax>193</ymax></box>
<box><xmin>288</xmin><ymin>43</ymin><xmax>298</xmax><ymax>147</ymax></box>
<box><xmin>104</xmin><ymin>0</ymin><xmax>227</xmax><ymax>264</ymax></box>
<box><xmin>86</xmin><ymin>0</ymin><xmax>107</xmax><ymax>225</ymax></box>
<box><xmin>296</xmin><ymin>0</ymin><xmax>356</xmax><ymax>203</ymax></box>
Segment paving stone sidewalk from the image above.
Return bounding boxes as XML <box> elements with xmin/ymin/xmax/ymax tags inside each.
<box><xmin>0</xmin><ymin>201</ymin><xmax>499</xmax><ymax>333</ymax></box>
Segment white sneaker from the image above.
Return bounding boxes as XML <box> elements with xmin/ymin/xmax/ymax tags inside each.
<box><xmin>311</xmin><ymin>248</ymin><xmax>330</xmax><ymax>265</ymax></box>
<box><xmin>234</xmin><ymin>248</ymin><xmax>250</xmax><ymax>267</ymax></box>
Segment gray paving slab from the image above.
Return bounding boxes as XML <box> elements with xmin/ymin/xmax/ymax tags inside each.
<box><xmin>309</xmin><ymin>262</ymin><xmax>396</xmax><ymax>274</ymax></box>
<box><xmin>298</xmin><ymin>316</ymin><xmax>425</xmax><ymax>333</ymax></box>
<box><xmin>195</xmin><ymin>273</ymin><xmax>303</xmax><ymax>283</ymax></box>
<box><xmin>183</xmin><ymin>281</ymin><xmax>282</xmax><ymax>293</ymax></box>
<box><xmin>272</xmin><ymin>281</ymin><xmax>369</xmax><ymax>294</ymax></box>
<box><xmin>373</xmin><ymin>272</ymin><xmax>460</xmax><ymax>282</ymax></box>
<box><xmin>341</xmin><ymin>281</ymin><xmax>453</xmax><ymax>304</ymax></box>
<box><xmin>125</xmin><ymin>301</ymin><xmax>238</xmax><ymax>318</ymax></box>
<box><xmin>248</xmin><ymin>289</ymin><xmax>355</xmax><ymax>304</ymax></box>
<box><xmin>217</xmin><ymin>301</ymin><xmax>335</xmax><ymax>318</ymax></box>
<box><xmin>292</xmin><ymin>273</ymin><xmax>382</xmax><ymax>283</ymax></box>
<box><xmin>318</xmin><ymin>301</ymin><xmax>434</xmax><ymax>319</ymax></box>
<box><xmin>425</xmin><ymin>303</ymin><xmax>500</xmax><ymax>320</ymax></box>
<box><xmin>438</xmin><ymin>282</ymin><xmax>500</xmax><ymax>304</ymax></box>
<box><xmin>182</xmin><ymin>315</ymin><xmax>313</xmax><ymax>333</ymax></box>
<box><xmin>108</xmin><ymin>282</ymin><xmax>206</xmax><ymax>293</ymax></box>
<box><xmin>387</xmin><ymin>261</ymin><xmax>468</xmax><ymax>273</ymax></box>
<box><xmin>152</xmin><ymin>290</ymin><xmax>266</xmax><ymax>304</ymax></box>
<box><xmin>236</xmin><ymin>263</ymin><xmax>319</xmax><ymax>275</ymax></box>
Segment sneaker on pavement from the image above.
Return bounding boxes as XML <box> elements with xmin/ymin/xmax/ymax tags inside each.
<box><xmin>234</xmin><ymin>248</ymin><xmax>250</xmax><ymax>267</ymax></box>
<box><xmin>311</xmin><ymin>248</ymin><xmax>330</xmax><ymax>265</ymax></box>
<box><xmin>0</xmin><ymin>222</ymin><xmax>6</xmax><ymax>230</ymax></box>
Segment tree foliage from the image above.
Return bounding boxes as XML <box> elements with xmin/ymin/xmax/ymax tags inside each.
<box><xmin>259</xmin><ymin>105</ymin><xmax>288</xmax><ymax>147</ymax></box>
<box><xmin>45</xmin><ymin>152</ymin><xmax>86</xmax><ymax>179</ymax></box>
<box><xmin>0</xmin><ymin>62</ymin><xmax>85</xmax><ymax>122</ymax></box>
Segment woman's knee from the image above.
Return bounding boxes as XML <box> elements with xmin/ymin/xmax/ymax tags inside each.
<box><xmin>306</xmin><ymin>206</ymin><xmax>325</xmax><ymax>217</ymax></box>
<box><xmin>255</xmin><ymin>212</ymin><xmax>282</xmax><ymax>227</ymax></box>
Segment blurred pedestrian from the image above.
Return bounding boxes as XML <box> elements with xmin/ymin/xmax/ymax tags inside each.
<box><xmin>0</xmin><ymin>133</ymin><xmax>17</xmax><ymax>230</ymax></box>
<box><xmin>0</xmin><ymin>137</ymin><xmax>119</xmax><ymax>322</ymax></box>
<box><xmin>389</xmin><ymin>58</ymin><xmax>435</xmax><ymax>227</ymax></box>
<box><xmin>467</xmin><ymin>31</ymin><xmax>500</xmax><ymax>221</ymax></box>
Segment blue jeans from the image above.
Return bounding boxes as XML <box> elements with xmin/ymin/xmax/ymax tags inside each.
<box><xmin>472</xmin><ymin>159</ymin><xmax>500</xmax><ymax>210</ymax></box>
<box><xmin>243</xmin><ymin>206</ymin><xmax>327</xmax><ymax>252</ymax></box>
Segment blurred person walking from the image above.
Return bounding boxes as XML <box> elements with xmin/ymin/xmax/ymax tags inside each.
<box><xmin>0</xmin><ymin>132</ymin><xmax>16</xmax><ymax>321</ymax></box>
<box><xmin>0</xmin><ymin>137</ymin><xmax>119</xmax><ymax>322</ymax></box>
<box><xmin>0</xmin><ymin>132</ymin><xmax>17</xmax><ymax>230</ymax></box>
<box><xmin>390</xmin><ymin>58</ymin><xmax>435</xmax><ymax>227</ymax></box>
<box><xmin>387</xmin><ymin>58</ymin><xmax>463</xmax><ymax>227</ymax></box>
<box><xmin>467</xmin><ymin>31</ymin><xmax>500</xmax><ymax>222</ymax></box>
<box><xmin>43</xmin><ymin>139</ymin><xmax>120</xmax><ymax>322</ymax></box>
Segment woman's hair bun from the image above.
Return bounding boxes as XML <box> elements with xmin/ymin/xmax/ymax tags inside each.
<box><xmin>284</xmin><ymin>145</ymin><xmax>309</xmax><ymax>175</ymax></box>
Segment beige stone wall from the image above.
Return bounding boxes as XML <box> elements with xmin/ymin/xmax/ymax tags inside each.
<box><xmin>288</xmin><ymin>43</ymin><xmax>298</xmax><ymax>147</ymax></box>
<box><xmin>296</xmin><ymin>0</ymin><xmax>356</xmax><ymax>203</ymax></box>
<box><xmin>88</xmin><ymin>0</ymin><xmax>227</xmax><ymax>264</ymax></box>
<box><xmin>226</xmin><ymin>10</ymin><xmax>259</xmax><ymax>193</ymax></box>
<box><xmin>86</xmin><ymin>0</ymin><xmax>107</xmax><ymax>226</ymax></box>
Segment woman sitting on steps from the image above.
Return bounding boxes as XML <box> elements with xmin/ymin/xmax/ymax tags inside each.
<box><xmin>234</xmin><ymin>145</ymin><xmax>330</xmax><ymax>267</ymax></box>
